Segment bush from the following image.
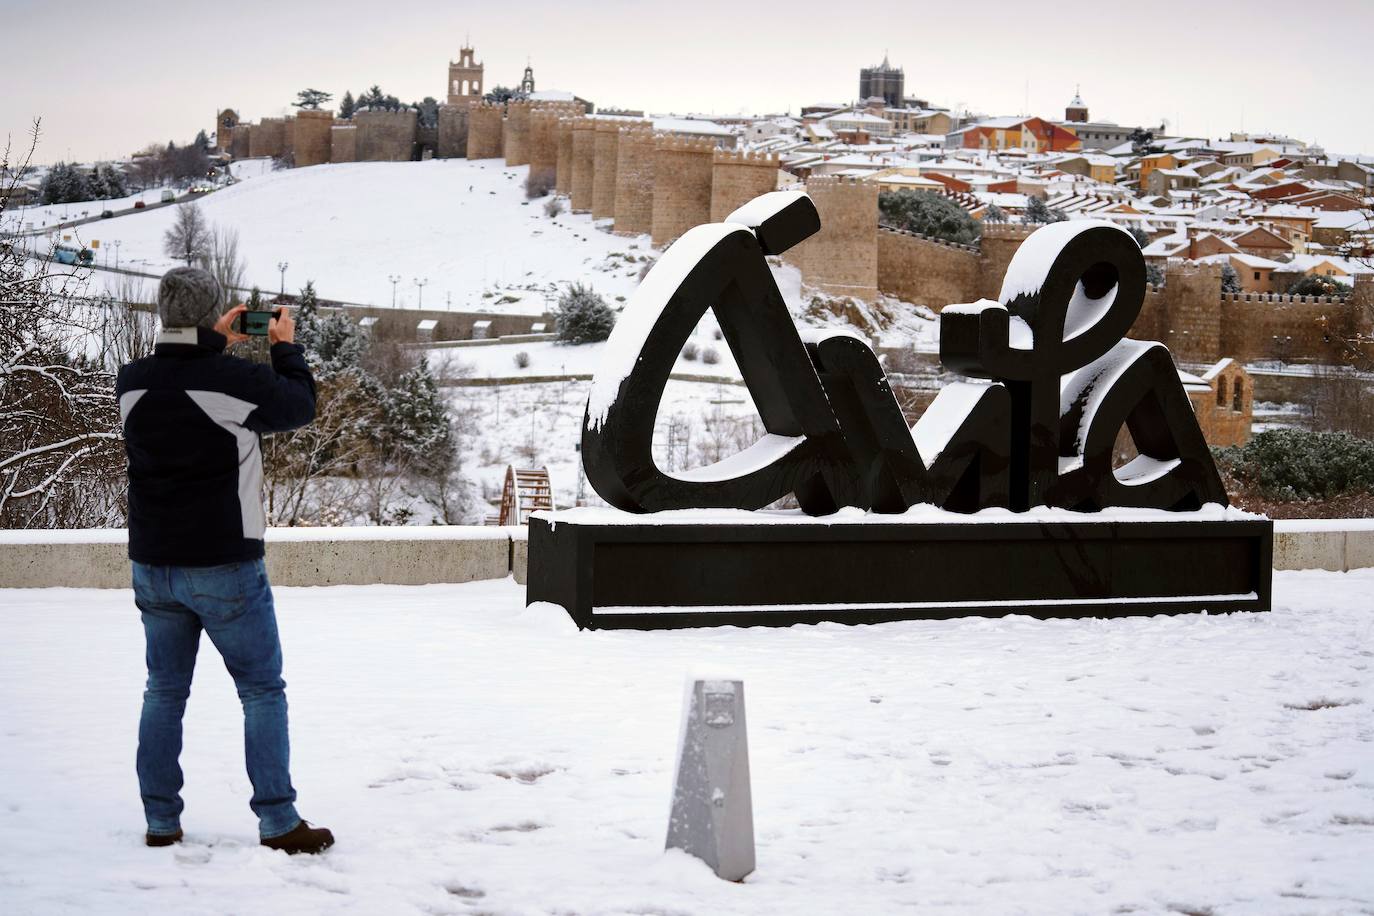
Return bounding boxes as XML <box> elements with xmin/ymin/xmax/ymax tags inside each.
<box><xmin>526</xmin><ymin>169</ymin><xmax>555</xmax><ymax>199</ymax></box>
<box><xmin>878</xmin><ymin>190</ymin><xmax>981</xmax><ymax>245</ymax></box>
<box><xmin>1145</xmin><ymin>263</ymin><xmax>1164</xmax><ymax>287</ymax></box>
<box><xmin>543</xmin><ymin>196</ymin><xmax>563</xmax><ymax>217</ymax></box>
<box><xmin>554</xmin><ymin>282</ymin><xmax>616</xmax><ymax>344</ymax></box>
<box><xmin>701</xmin><ymin>346</ymin><xmax>720</xmax><ymax>365</ymax></box>
<box><xmin>1220</xmin><ymin>263</ymin><xmax>1242</xmax><ymax>293</ymax></box>
<box><xmin>682</xmin><ymin>341</ymin><xmax>699</xmax><ymax>361</ymax></box>
<box><xmin>1285</xmin><ymin>275</ymin><xmax>1351</xmax><ymax>298</ymax></box>
<box><xmin>1214</xmin><ymin>429</ymin><xmax>1374</xmax><ymax>500</ymax></box>
<box><xmin>514</xmin><ymin>351</ymin><xmax>530</xmax><ymax>369</ymax></box>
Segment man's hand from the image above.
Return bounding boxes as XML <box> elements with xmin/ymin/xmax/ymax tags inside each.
<box><xmin>214</xmin><ymin>304</ymin><xmax>249</xmax><ymax>345</ymax></box>
<box><xmin>269</xmin><ymin>306</ymin><xmax>295</xmax><ymax>346</ymax></box>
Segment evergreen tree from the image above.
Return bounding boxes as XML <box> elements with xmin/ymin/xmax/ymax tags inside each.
<box><xmin>983</xmin><ymin>203</ymin><xmax>1006</xmax><ymax>223</ymax></box>
<box><xmin>1220</xmin><ymin>263</ymin><xmax>1242</xmax><ymax>293</ymax></box>
<box><xmin>1145</xmin><ymin>263</ymin><xmax>1165</xmax><ymax>287</ymax></box>
<box><xmin>293</xmin><ymin>88</ymin><xmax>333</xmax><ymax>111</ymax></box>
<box><xmin>1129</xmin><ymin>127</ymin><xmax>1156</xmax><ymax>156</ymax></box>
<box><xmin>247</xmin><ymin>286</ymin><xmax>264</xmax><ymax>310</ymax></box>
<box><xmin>411</xmin><ymin>97</ymin><xmax>440</xmax><ymax>129</ymax></box>
<box><xmin>877</xmin><ymin>190</ymin><xmax>981</xmax><ymax>245</ymax></box>
<box><xmin>358</xmin><ymin>86</ymin><xmax>386</xmax><ymax>111</ymax></box>
<box><xmin>1286</xmin><ymin>274</ymin><xmax>1351</xmax><ymax>297</ymax></box>
<box><xmin>384</xmin><ymin>357</ymin><xmax>454</xmax><ymax>474</ymax></box>
<box><xmin>1129</xmin><ymin>226</ymin><xmax>1152</xmax><ymax>249</ymax></box>
<box><xmin>340</xmin><ymin>90</ymin><xmax>356</xmax><ymax>120</ymax></box>
<box><xmin>554</xmin><ymin>282</ymin><xmax>616</xmax><ymax>344</ymax></box>
<box><xmin>193</xmin><ymin>129</ymin><xmax>211</xmax><ymax>151</ymax></box>
<box><xmin>1022</xmin><ymin>196</ymin><xmax>1068</xmax><ymax>225</ymax></box>
<box><xmin>39</xmin><ymin>162</ymin><xmax>89</xmax><ymax>205</ymax></box>
<box><xmin>484</xmin><ymin>85</ymin><xmax>520</xmax><ymax>104</ymax></box>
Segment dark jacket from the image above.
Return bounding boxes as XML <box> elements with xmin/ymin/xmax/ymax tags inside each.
<box><xmin>116</xmin><ymin>326</ymin><xmax>316</xmax><ymax>566</ymax></box>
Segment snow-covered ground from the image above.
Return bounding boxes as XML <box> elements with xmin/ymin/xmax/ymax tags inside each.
<box><xmin>59</xmin><ymin>159</ymin><xmax>655</xmax><ymax>311</ymax></box>
<box><xmin>7</xmin><ymin>187</ymin><xmax>173</xmax><ymax>232</ymax></box>
<box><xmin>1</xmin><ymin>570</ymin><xmax>1370</xmax><ymax>914</ymax></box>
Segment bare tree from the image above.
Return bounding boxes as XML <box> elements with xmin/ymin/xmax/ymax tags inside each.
<box><xmin>99</xmin><ymin>274</ymin><xmax>157</xmax><ymax>371</ymax></box>
<box><xmin>2</xmin><ymin>122</ymin><xmax>126</xmax><ymax>528</ymax></box>
<box><xmin>198</xmin><ymin>223</ymin><xmax>246</xmax><ymax>306</ymax></box>
<box><xmin>163</xmin><ymin>202</ymin><xmax>210</xmax><ymax>265</ymax></box>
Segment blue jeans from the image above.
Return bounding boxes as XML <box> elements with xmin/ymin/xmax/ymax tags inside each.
<box><xmin>132</xmin><ymin>559</ymin><xmax>300</xmax><ymax>839</ymax></box>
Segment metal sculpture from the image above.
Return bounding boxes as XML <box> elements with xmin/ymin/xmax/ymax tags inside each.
<box><xmin>529</xmin><ymin>192</ymin><xmax>1272</xmax><ymax>628</ymax></box>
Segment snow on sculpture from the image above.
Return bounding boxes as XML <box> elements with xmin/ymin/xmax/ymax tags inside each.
<box><xmin>582</xmin><ymin>193</ymin><xmax>1225</xmax><ymax>515</ymax></box>
<box><xmin>528</xmin><ymin>191</ymin><xmax>1272</xmax><ymax>630</ymax></box>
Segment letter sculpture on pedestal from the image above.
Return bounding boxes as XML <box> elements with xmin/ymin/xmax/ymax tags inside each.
<box><xmin>528</xmin><ymin>192</ymin><xmax>1272</xmax><ymax>628</ymax></box>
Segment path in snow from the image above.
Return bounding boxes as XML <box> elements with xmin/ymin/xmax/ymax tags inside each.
<box><xmin>1</xmin><ymin>571</ymin><xmax>1370</xmax><ymax>914</ymax></box>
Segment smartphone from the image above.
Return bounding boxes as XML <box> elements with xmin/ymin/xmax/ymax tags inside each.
<box><xmin>236</xmin><ymin>309</ymin><xmax>282</xmax><ymax>336</ymax></box>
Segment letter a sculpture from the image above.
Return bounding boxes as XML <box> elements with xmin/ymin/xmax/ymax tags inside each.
<box><xmin>528</xmin><ymin>192</ymin><xmax>1272</xmax><ymax>628</ymax></box>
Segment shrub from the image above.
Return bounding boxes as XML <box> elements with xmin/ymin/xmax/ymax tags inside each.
<box><xmin>1145</xmin><ymin>263</ymin><xmax>1164</xmax><ymax>287</ymax></box>
<box><xmin>1285</xmin><ymin>275</ymin><xmax>1351</xmax><ymax>298</ymax></box>
<box><xmin>878</xmin><ymin>190</ymin><xmax>981</xmax><ymax>245</ymax></box>
<box><xmin>701</xmin><ymin>346</ymin><xmax>720</xmax><ymax>365</ymax></box>
<box><xmin>1214</xmin><ymin>429</ymin><xmax>1374</xmax><ymax>500</ymax></box>
<box><xmin>1220</xmin><ymin>263</ymin><xmax>1241</xmax><ymax>293</ymax></box>
<box><xmin>514</xmin><ymin>351</ymin><xmax>531</xmax><ymax>369</ymax></box>
<box><xmin>554</xmin><ymin>282</ymin><xmax>616</xmax><ymax>344</ymax></box>
<box><xmin>544</xmin><ymin>196</ymin><xmax>563</xmax><ymax>217</ymax></box>
<box><xmin>526</xmin><ymin>169</ymin><xmax>555</xmax><ymax>199</ymax></box>
<box><xmin>682</xmin><ymin>341</ymin><xmax>699</xmax><ymax>361</ymax></box>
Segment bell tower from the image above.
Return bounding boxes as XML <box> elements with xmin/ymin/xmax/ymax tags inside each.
<box><xmin>448</xmin><ymin>43</ymin><xmax>484</xmax><ymax>105</ymax></box>
<box><xmin>1066</xmin><ymin>85</ymin><xmax>1089</xmax><ymax>123</ymax></box>
<box><xmin>520</xmin><ymin>61</ymin><xmax>535</xmax><ymax>96</ymax></box>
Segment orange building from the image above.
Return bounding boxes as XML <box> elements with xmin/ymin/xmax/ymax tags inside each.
<box><xmin>961</xmin><ymin>116</ymin><xmax>1081</xmax><ymax>153</ymax></box>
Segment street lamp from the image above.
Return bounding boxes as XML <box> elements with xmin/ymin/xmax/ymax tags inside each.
<box><xmin>276</xmin><ymin>261</ymin><xmax>289</xmax><ymax>295</ymax></box>
<box><xmin>414</xmin><ymin>277</ymin><xmax>428</xmax><ymax>309</ymax></box>
<box><xmin>113</xmin><ymin>239</ymin><xmax>122</xmax><ymax>270</ymax></box>
<box><xmin>388</xmin><ymin>274</ymin><xmax>401</xmax><ymax>308</ymax></box>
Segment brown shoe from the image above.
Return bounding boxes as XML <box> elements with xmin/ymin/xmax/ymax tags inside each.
<box><xmin>260</xmin><ymin>820</ymin><xmax>334</xmax><ymax>855</ymax></box>
<box><xmin>146</xmin><ymin>829</ymin><xmax>183</xmax><ymax>847</ymax></box>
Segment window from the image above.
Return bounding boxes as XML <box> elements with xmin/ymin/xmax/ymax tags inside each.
<box><xmin>1254</xmin><ymin>271</ymin><xmax>1261</xmax><ymax>280</ymax></box>
<box><xmin>1232</xmin><ymin>378</ymin><xmax>1244</xmax><ymax>412</ymax></box>
<box><xmin>1216</xmin><ymin>377</ymin><xmax>1228</xmax><ymax>406</ymax></box>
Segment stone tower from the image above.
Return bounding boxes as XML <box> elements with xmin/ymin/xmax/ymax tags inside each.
<box><xmin>1066</xmin><ymin>87</ymin><xmax>1088</xmax><ymax>123</ymax></box>
<box><xmin>520</xmin><ymin>63</ymin><xmax>536</xmax><ymax>96</ymax></box>
<box><xmin>216</xmin><ymin>109</ymin><xmax>239</xmax><ymax>152</ymax></box>
<box><xmin>448</xmin><ymin>45</ymin><xmax>484</xmax><ymax>106</ymax></box>
<box><xmin>859</xmin><ymin>54</ymin><xmax>904</xmax><ymax>107</ymax></box>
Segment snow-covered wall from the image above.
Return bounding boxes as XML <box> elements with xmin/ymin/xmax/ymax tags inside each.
<box><xmin>2</xmin><ymin>520</ymin><xmax>1372</xmax><ymax>590</ymax></box>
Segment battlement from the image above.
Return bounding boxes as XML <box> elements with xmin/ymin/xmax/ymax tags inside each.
<box><xmin>467</xmin><ymin>103</ymin><xmax>504</xmax><ymax>159</ymax></box>
<box><xmin>571</xmin><ymin>117</ymin><xmax>597</xmax><ymax>132</ymax></box>
<box><xmin>654</xmin><ymin>133</ymin><xmax>717</xmax><ymax>153</ymax></box>
<box><xmin>1221</xmin><ymin>292</ymin><xmax>1349</xmax><ymax>305</ymax></box>
<box><xmin>468</xmin><ymin>100</ymin><xmax>505</xmax><ymax>112</ymax></box>
<box><xmin>296</xmin><ymin>109</ymin><xmax>333</xmax><ymax>122</ymax></box>
<box><xmin>712</xmin><ymin>148</ymin><xmax>780</xmax><ymax>167</ymax></box>
<box><xmin>877</xmin><ymin>225</ymin><xmax>978</xmax><ymax>254</ymax></box>
<box><xmin>980</xmin><ymin>222</ymin><xmax>1037</xmax><ymax>240</ymax></box>
<box><xmin>805</xmin><ymin>174</ymin><xmax>873</xmax><ymax>191</ymax></box>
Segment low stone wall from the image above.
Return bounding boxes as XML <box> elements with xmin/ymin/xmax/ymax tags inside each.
<box><xmin>0</xmin><ymin>528</ymin><xmax>517</xmax><ymax>589</ymax></box>
<box><xmin>3</xmin><ymin>520</ymin><xmax>1371</xmax><ymax>591</ymax></box>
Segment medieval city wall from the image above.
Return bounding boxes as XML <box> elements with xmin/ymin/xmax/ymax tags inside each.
<box><xmin>570</xmin><ymin>119</ymin><xmax>597</xmax><ymax>213</ymax></box>
<box><xmin>651</xmin><ymin>136</ymin><xmax>715</xmax><ymax>248</ymax></box>
<box><xmin>466</xmin><ymin>102</ymin><xmax>504</xmax><ymax>160</ymax></box>
<box><xmin>230</xmin><ymin>123</ymin><xmax>252</xmax><ymax>159</ymax></box>
<box><xmin>976</xmin><ymin>223</ymin><xmax>1036</xmax><ymax>301</ymax></box>
<box><xmin>437</xmin><ymin>105</ymin><xmax>469</xmax><ymax>158</ymax></box>
<box><xmin>330</xmin><ymin>124</ymin><xmax>357</xmax><ymax>163</ymax></box>
<box><xmin>709</xmin><ymin>150</ymin><xmax>780</xmax><ymax>224</ymax></box>
<box><xmin>502</xmin><ymin>100</ymin><xmax>531</xmax><ymax>167</ymax></box>
<box><xmin>876</xmin><ymin>229</ymin><xmax>980</xmax><ymax>309</ymax></box>
<box><xmin>355</xmin><ymin>109</ymin><xmax>417</xmax><ymax>162</ymax></box>
<box><xmin>249</xmin><ymin>118</ymin><xmax>285</xmax><ymax>159</ymax></box>
<box><xmin>592</xmin><ymin>120</ymin><xmax>623</xmax><ymax>220</ymax></box>
<box><xmin>555</xmin><ymin>118</ymin><xmax>575</xmax><ymax>196</ymax></box>
<box><xmin>292</xmin><ymin>110</ymin><xmax>333</xmax><ymax>167</ymax></box>
<box><xmin>782</xmin><ymin>176</ymin><xmax>879</xmax><ymax>300</ymax></box>
<box><xmin>613</xmin><ymin>125</ymin><xmax>656</xmax><ymax>238</ymax></box>
<box><xmin>281</xmin><ymin>116</ymin><xmax>297</xmax><ymax>162</ymax></box>
<box><xmin>527</xmin><ymin>109</ymin><xmax>560</xmax><ymax>187</ymax></box>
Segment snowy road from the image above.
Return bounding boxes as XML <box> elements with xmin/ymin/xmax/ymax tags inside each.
<box><xmin>1</xmin><ymin>572</ymin><xmax>1371</xmax><ymax>914</ymax></box>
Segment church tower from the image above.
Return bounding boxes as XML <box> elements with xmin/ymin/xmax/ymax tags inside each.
<box><xmin>448</xmin><ymin>44</ymin><xmax>484</xmax><ymax>105</ymax></box>
<box><xmin>1066</xmin><ymin>86</ymin><xmax>1089</xmax><ymax>123</ymax></box>
<box><xmin>520</xmin><ymin>62</ymin><xmax>535</xmax><ymax>96</ymax></box>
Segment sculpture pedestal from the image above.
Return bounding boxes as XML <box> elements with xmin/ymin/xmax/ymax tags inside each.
<box><xmin>526</xmin><ymin>508</ymin><xmax>1273</xmax><ymax>630</ymax></box>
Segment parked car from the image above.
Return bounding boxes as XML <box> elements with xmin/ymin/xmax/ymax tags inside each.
<box><xmin>133</xmin><ymin>200</ymin><xmax>146</xmax><ymax>210</ymax></box>
<box><xmin>54</xmin><ymin>244</ymin><xmax>94</xmax><ymax>266</ymax></box>
<box><xmin>100</xmin><ymin>210</ymin><xmax>113</xmax><ymax>219</ymax></box>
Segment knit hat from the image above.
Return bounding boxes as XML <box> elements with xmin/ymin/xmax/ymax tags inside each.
<box><xmin>158</xmin><ymin>267</ymin><xmax>223</xmax><ymax>329</ymax></box>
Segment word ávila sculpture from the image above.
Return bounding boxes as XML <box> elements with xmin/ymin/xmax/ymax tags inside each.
<box><xmin>528</xmin><ymin>192</ymin><xmax>1272</xmax><ymax>629</ymax></box>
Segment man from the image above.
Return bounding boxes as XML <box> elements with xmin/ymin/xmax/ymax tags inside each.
<box><xmin>116</xmin><ymin>267</ymin><xmax>333</xmax><ymax>854</ymax></box>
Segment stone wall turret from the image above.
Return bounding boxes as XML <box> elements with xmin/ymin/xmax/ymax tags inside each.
<box><xmin>330</xmin><ymin>123</ymin><xmax>357</xmax><ymax>163</ymax></box>
<box><xmin>436</xmin><ymin>105</ymin><xmax>469</xmax><ymax>158</ymax></box>
<box><xmin>570</xmin><ymin>118</ymin><xmax>597</xmax><ymax>213</ymax></box>
<box><xmin>355</xmin><ymin>109</ymin><xmax>418</xmax><ymax>161</ymax></box>
<box><xmin>466</xmin><ymin>101</ymin><xmax>504</xmax><ymax>160</ymax></box>
<box><xmin>592</xmin><ymin>119</ymin><xmax>623</xmax><ymax>220</ymax></box>
<box><xmin>709</xmin><ymin>149</ymin><xmax>780</xmax><ymax>223</ymax></box>
<box><xmin>651</xmin><ymin>134</ymin><xmax>715</xmax><ymax>248</ymax></box>
<box><xmin>249</xmin><ymin>118</ymin><xmax>285</xmax><ymax>159</ymax></box>
<box><xmin>782</xmin><ymin>176</ymin><xmax>878</xmax><ymax>301</ymax></box>
<box><xmin>503</xmin><ymin>100</ymin><xmax>532</xmax><ymax>166</ymax></box>
<box><xmin>292</xmin><ymin>109</ymin><xmax>333</xmax><ymax>167</ymax></box>
<box><xmin>613</xmin><ymin>125</ymin><xmax>656</xmax><ymax>237</ymax></box>
<box><xmin>555</xmin><ymin>118</ymin><xmax>575</xmax><ymax>195</ymax></box>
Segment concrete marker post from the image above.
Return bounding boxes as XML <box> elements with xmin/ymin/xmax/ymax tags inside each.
<box><xmin>666</xmin><ymin>678</ymin><xmax>755</xmax><ymax>881</ymax></box>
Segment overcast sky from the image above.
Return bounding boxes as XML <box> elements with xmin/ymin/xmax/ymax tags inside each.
<box><xmin>4</xmin><ymin>0</ymin><xmax>1371</xmax><ymax>165</ymax></box>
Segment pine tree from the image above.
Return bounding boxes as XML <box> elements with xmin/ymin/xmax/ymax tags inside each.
<box><xmin>340</xmin><ymin>90</ymin><xmax>356</xmax><ymax>120</ymax></box>
<box><xmin>1021</xmin><ymin>196</ymin><xmax>1068</xmax><ymax>225</ymax></box>
<box><xmin>385</xmin><ymin>357</ymin><xmax>454</xmax><ymax>474</ymax></box>
<box><xmin>193</xmin><ymin>129</ymin><xmax>211</xmax><ymax>151</ymax></box>
<box><xmin>293</xmin><ymin>88</ymin><xmax>333</xmax><ymax>110</ymax></box>
<box><xmin>555</xmin><ymin>282</ymin><xmax>616</xmax><ymax>344</ymax></box>
<box><xmin>1220</xmin><ymin>263</ymin><xmax>1242</xmax><ymax>293</ymax></box>
<box><xmin>877</xmin><ymin>190</ymin><xmax>981</xmax><ymax>245</ymax></box>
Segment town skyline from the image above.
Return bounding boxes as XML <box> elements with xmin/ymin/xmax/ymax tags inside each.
<box><xmin>3</xmin><ymin>0</ymin><xmax>1372</xmax><ymax>165</ymax></box>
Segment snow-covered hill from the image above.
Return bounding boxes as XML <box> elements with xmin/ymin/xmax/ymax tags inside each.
<box><xmin>75</xmin><ymin>159</ymin><xmax>655</xmax><ymax>312</ymax></box>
